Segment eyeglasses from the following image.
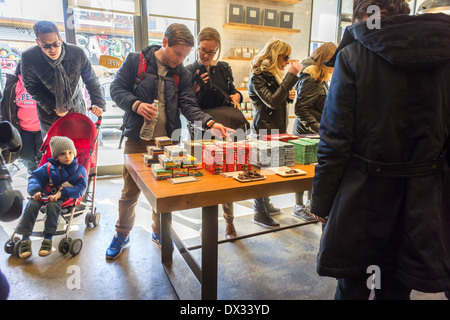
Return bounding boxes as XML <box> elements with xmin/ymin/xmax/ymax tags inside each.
<box><xmin>198</xmin><ymin>47</ymin><xmax>217</xmax><ymax>56</ymax></box>
<box><xmin>38</xmin><ymin>41</ymin><xmax>61</xmax><ymax>50</ymax></box>
<box><xmin>283</xmin><ymin>55</ymin><xmax>290</xmax><ymax>61</ymax></box>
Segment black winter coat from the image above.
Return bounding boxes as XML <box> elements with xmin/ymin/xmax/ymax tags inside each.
<box><xmin>293</xmin><ymin>63</ymin><xmax>329</xmax><ymax>135</ymax></box>
<box><xmin>21</xmin><ymin>43</ymin><xmax>105</xmax><ymax>132</ymax></box>
<box><xmin>110</xmin><ymin>45</ymin><xmax>213</xmax><ymax>142</ymax></box>
<box><xmin>310</xmin><ymin>13</ymin><xmax>450</xmax><ymax>293</ymax></box>
<box><xmin>185</xmin><ymin>60</ymin><xmax>242</xmax><ymax>109</ymax></box>
<box><xmin>248</xmin><ymin>71</ymin><xmax>298</xmax><ymax>134</ymax></box>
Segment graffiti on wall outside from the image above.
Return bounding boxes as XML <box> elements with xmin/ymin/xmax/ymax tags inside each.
<box><xmin>1</xmin><ymin>43</ymin><xmax>21</xmax><ymax>73</ymax></box>
<box><xmin>76</xmin><ymin>34</ymin><xmax>134</xmax><ymax>65</ymax></box>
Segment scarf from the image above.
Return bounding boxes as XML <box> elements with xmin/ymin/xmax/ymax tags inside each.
<box><xmin>43</xmin><ymin>44</ymin><xmax>73</xmax><ymax>113</ymax></box>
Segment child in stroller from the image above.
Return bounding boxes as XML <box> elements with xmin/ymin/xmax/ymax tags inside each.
<box><xmin>16</xmin><ymin>136</ymin><xmax>87</xmax><ymax>258</ymax></box>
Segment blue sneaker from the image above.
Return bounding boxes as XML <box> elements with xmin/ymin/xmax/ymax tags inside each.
<box><xmin>106</xmin><ymin>233</ymin><xmax>130</xmax><ymax>260</ymax></box>
<box><xmin>152</xmin><ymin>232</ymin><xmax>173</xmax><ymax>248</ymax></box>
<box><xmin>151</xmin><ymin>232</ymin><xmax>161</xmax><ymax>246</ymax></box>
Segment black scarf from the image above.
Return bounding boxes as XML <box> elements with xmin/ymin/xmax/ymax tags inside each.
<box><xmin>43</xmin><ymin>44</ymin><xmax>73</xmax><ymax>113</ymax></box>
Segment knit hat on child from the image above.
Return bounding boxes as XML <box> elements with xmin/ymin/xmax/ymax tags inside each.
<box><xmin>50</xmin><ymin>136</ymin><xmax>77</xmax><ymax>159</ymax></box>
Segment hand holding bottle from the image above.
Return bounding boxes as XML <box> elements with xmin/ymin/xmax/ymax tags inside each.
<box><xmin>136</xmin><ymin>102</ymin><xmax>159</xmax><ymax>122</ymax></box>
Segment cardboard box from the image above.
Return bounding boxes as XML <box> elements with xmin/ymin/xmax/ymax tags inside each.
<box><xmin>263</xmin><ymin>9</ymin><xmax>278</xmax><ymax>27</ymax></box>
<box><xmin>279</xmin><ymin>11</ymin><xmax>294</xmax><ymax>29</ymax></box>
<box><xmin>246</xmin><ymin>7</ymin><xmax>260</xmax><ymax>25</ymax></box>
<box><xmin>228</xmin><ymin>3</ymin><xmax>244</xmax><ymax>23</ymax></box>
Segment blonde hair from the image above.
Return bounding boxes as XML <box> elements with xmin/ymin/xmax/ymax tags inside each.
<box><xmin>250</xmin><ymin>39</ymin><xmax>292</xmax><ymax>75</ymax></box>
<box><xmin>197</xmin><ymin>27</ymin><xmax>221</xmax><ymax>62</ymax></box>
<box><xmin>310</xmin><ymin>42</ymin><xmax>337</xmax><ymax>82</ymax></box>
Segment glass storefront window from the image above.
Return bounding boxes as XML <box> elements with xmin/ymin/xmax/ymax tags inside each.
<box><xmin>71</xmin><ymin>7</ymin><xmax>135</xmax><ymax>168</ymax></box>
<box><xmin>0</xmin><ymin>0</ymin><xmax>64</xmax><ymax>79</ymax></box>
<box><xmin>310</xmin><ymin>0</ymin><xmax>339</xmax><ymax>54</ymax></box>
<box><xmin>147</xmin><ymin>0</ymin><xmax>197</xmax><ymax>66</ymax></box>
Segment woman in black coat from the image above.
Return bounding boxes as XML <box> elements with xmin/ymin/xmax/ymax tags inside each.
<box><xmin>248</xmin><ymin>39</ymin><xmax>301</xmax><ymax>228</ymax></box>
<box><xmin>291</xmin><ymin>42</ymin><xmax>336</xmax><ymax>222</ymax></box>
<box><xmin>310</xmin><ymin>0</ymin><xmax>450</xmax><ymax>299</ymax></box>
<box><xmin>186</xmin><ymin>27</ymin><xmax>245</xmax><ymax>239</ymax></box>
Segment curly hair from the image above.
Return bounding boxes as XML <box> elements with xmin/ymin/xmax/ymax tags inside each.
<box><xmin>352</xmin><ymin>0</ymin><xmax>411</xmax><ymax>23</ymax></box>
<box><xmin>250</xmin><ymin>39</ymin><xmax>292</xmax><ymax>75</ymax></box>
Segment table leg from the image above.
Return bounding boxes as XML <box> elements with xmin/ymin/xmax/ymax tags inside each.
<box><xmin>161</xmin><ymin>212</ymin><xmax>172</xmax><ymax>263</ymax></box>
<box><xmin>201</xmin><ymin>205</ymin><xmax>218</xmax><ymax>300</ymax></box>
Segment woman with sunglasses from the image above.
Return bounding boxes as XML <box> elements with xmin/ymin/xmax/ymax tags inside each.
<box><xmin>20</xmin><ymin>21</ymin><xmax>105</xmax><ymax>135</ymax></box>
<box><xmin>186</xmin><ymin>27</ymin><xmax>247</xmax><ymax>239</ymax></box>
<box><xmin>248</xmin><ymin>39</ymin><xmax>302</xmax><ymax>228</ymax></box>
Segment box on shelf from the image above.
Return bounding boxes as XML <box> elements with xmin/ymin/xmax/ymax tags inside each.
<box><xmin>279</xmin><ymin>11</ymin><xmax>294</xmax><ymax>29</ymax></box>
<box><xmin>228</xmin><ymin>3</ymin><xmax>244</xmax><ymax>23</ymax></box>
<box><xmin>246</xmin><ymin>7</ymin><xmax>260</xmax><ymax>25</ymax></box>
<box><xmin>263</xmin><ymin>9</ymin><xmax>278</xmax><ymax>27</ymax></box>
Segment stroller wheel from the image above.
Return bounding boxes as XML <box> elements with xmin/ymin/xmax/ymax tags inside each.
<box><xmin>69</xmin><ymin>238</ymin><xmax>83</xmax><ymax>256</ymax></box>
<box><xmin>58</xmin><ymin>237</ymin><xmax>72</xmax><ymax>255</ymax></box>
<box><xmin>85</xmin><ymin>213</ymin><xmax>91</xmax><ymax>226</ymax></box>
<box><xmin>4</xmin><ymin>237</ymin><xmax>20</xmax><ymax>255</ymax></box>
<box><xmin>92</xmin><ymin>212</ymin><xmax>100</xmax><ymax>227</ymax></box>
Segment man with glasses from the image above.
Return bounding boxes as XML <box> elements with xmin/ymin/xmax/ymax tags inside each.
<box><xmin>21</xmin><ymin>21</ymin><xmax>105</xmax><ymax>135</ymax></box>
<box><xmin>107</xmin><ymin>23</ymin><xmax>233</xmax><ymax>259</ymax></box>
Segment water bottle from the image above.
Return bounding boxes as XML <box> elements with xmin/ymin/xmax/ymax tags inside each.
<box><xmin>139</xmin><ymin>100</ymin><xmax>159</xmax><ymax>141</ymax></box>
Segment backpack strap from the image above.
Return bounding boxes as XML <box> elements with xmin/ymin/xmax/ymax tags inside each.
<box><xmin>133</xmin><ymin>51</ymin><xmax>147</xmax><ymax>91</ymax></box>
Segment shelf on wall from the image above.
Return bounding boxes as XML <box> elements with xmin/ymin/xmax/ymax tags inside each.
<box><xmin>223</xmin><ymin>56</ymin><xmax>253</xmax><ymax>61</ymax></box>
<box><xmin>270</xmin><ymin>0</ymin><xmax>302</xmax><ymax>4</ymax></box>
<box><xmin>223</xmin><ymin>22</ymin><xmax>301</xmax><ymax>34</ymax></box>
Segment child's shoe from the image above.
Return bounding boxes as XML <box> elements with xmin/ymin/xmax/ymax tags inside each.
<box><xmin>38</xmin><ymin>239</ymin><xmax>53</xmax><ymax>257</ymax></box>
<box><xmin>19</xmin><ymin>240</ymin><xmax>32</xmax><ymax>258</ymax></box>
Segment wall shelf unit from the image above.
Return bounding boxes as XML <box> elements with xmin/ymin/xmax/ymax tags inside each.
<box><xmin>223</xmin><ymin>22</ymin><xmax>301</xmax><ymax>34</ymax></box>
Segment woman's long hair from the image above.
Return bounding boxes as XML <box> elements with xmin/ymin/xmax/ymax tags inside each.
<box><xmin>352</xmin><ymin>0</ymin><xmax>411</xmax><ymax>23</ymax></box>
<box><xmin>310</xmin><ymin>42</ymin><xmax>337</xmax><ymax>82</ymax></box>
<box><xmin>250</xmin><ymin>39</ymin><xmax>291</xmax><ymax>75</ymax></box>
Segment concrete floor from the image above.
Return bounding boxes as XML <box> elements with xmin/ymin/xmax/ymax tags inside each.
<box><xmin>0</xmin><ymin>161</ymin><xmax>447</xmax><ymax>301</ymax></box>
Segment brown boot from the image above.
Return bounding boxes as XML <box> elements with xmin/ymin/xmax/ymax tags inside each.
<box><xmin>225</xmin><ymin>222</ymin><xmax>237</xmax><ymax>239</ymax></box>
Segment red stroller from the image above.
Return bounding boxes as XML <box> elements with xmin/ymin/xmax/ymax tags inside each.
<box><xmin>4</xmin><ymin>112</ymin><xmax>102</xmax><ymax>257</ymax></box>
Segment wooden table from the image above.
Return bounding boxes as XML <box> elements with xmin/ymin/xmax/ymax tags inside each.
<box><xmin>125</xmin><ymin>153</ymin><xmax>315</xmax><ymax>300</ymax></box>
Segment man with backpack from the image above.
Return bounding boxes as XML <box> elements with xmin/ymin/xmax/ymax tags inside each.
<box><xmin>107</xmin><ymin>23</ymin><xmax>233</xmax><ymax>259</ymax></box>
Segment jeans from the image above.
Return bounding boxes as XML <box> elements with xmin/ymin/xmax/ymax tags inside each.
<box><xmin>16</xmin><ymin>199</ymin><xmax>62</xmax><ymax>237</ymax></box>
<box><xmin>20</xmin><ymin>129</ymin><xmax>43</xmax><ymax>174</ymax></box>
<box><xmin>254</xmin><ymin>197</ymin><xmax>271</xmax><ymax>212</ymax></box>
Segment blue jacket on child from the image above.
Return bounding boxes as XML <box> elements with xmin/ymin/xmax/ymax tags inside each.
<box><xmin>27</xmin><ymin>157</ymin><xmax>88</xmax><ymax>200</ymax></box>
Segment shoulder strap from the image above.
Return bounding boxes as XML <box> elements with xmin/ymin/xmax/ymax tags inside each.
<box><xmin>47</xmin><ymin>162</ymin><xmax>54</xmax><ymax>187</ymax></box>
<box><xmin>134</xmin><ymin>51</ymin><xmax>148</xmax><ymax>91</ymax></box>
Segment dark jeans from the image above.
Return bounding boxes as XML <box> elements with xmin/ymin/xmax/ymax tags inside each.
<box><xmin>16</xmin><ymin>199</ymin><xmax>62</xmax><ymax>237</ymax></box>
<box><xmin>20</xmin><ymin>129</ymin><xmax>43</xmax><ymax>174</ymax></box>
<box><xmin>254</xmin><ymin>197</ymin><xmax>271</xmax><ymax>212</ymax></box>
<box><xmin>335</xmin><ymin>275</ymin><xmax>412</xmax><ymax>300</ymax></box>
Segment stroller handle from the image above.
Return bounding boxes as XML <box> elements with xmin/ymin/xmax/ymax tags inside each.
<box><xmin>88</xmin><ymin>106</ymin><xmax>102</xmax><ymax>129</ymax></box>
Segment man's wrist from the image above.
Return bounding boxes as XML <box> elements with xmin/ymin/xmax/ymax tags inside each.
<box><xmin>207</xmin><ymin>120</ymin><xmax>216</xmax><ymax>129</ymax></box>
